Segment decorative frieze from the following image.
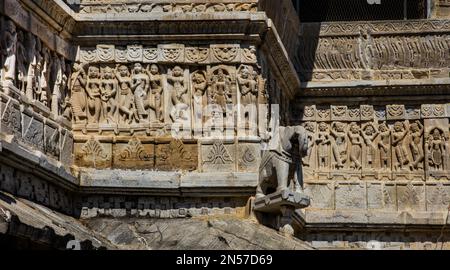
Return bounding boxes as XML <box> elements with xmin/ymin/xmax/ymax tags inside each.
<box><xmin>77</xmin><ymin>0</ymin><xmax>259</xmax><ymax>14</ymax></box>
<box><xmin>78</xmin><ymin>44</ymin><xmax>257</xmax><ymax>65</ymax></box>
<box><xmin>298</xmin><ymin>20</ymin><xmax>450</xmax><ymax>83</ymax></box>
<box><xmin>295</xmin><ymin>102</ymin><xmax>450</xmax><ymax>182</ymax></box>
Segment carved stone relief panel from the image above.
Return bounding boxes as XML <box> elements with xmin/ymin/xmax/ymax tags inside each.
<box><xmin>200</xmin><ymin>140</ymin><xmax>235</xmax><ymax>172</ymax></box>
<box><xmin>22</xmin><ymin>111</ymin><xmax>44</xmax><ymax>152</ymax></box>
<box><xmin>155</xmin><ymin>139</ymin><xmax>197</xmax><ymax>171</ymax></box>
<box><xmin>44</xmin><ymin>121</ymin><xmax>60</xmax><ymax>159</ymax></box>
<box><xmin>237</xmin><ymin>142</ymin><xmax>260</xmax><ymax>173</ymax></box>
<box><xmin>304</xmin><ymin>182</ymin><xmax>334</xmax><ymax>209</ymax></box>
<box><xmin>426</xmin><ymin>183</ymin><xmax>450</xmax><ymax>212</ymax></box>
<box><xmin>0</xmin><ymin>95</ymin><xmax>22</xmax><ymax>139</ymax></box>
<box><xmin>113</xmin><ymin>137</ymin><xmax>155</xmax><ymax>170</ymax></box>
<box><xmin>397</xmin><ymin>183</ymin><xmax>425</xmax><ymax>211</ymax></box>
<box><xmin>74</xmin><ymin>137</ymin><xmax>112</xmax><ymax>169</ymax></box>
<box><xmin>424</xmin><ymin>118</ymin><xmax>450</xmax><ymax>180</ymax></box>
<box><xmin>297</xmin><ymin>28</ymin><xmax>450</xmax><ymax>83</ymax></box>
<box><xmin>335</xmin><ymin>182</ymin><xmax>366</xmax><ymax>210</ymax></box>
<box><xmin>390</xmin><ymin>120</ymin><xmax>425</xmax><ymax>181</ymax></box>
<box><xmin>383</xmin><ymin>183</ymin><xmax>397</xmax><ymax>211</ymax></box>
<box><xmin>78</xmin><ymin>1</ymin><xmax>259</xmax><ymax>14</ymax></box>
<box><xmin>297</xmin><ymin>102</ymin><xmax>449</xmax><ymax>184</ymax></box>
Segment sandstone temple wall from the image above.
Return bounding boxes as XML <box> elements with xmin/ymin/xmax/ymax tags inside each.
<box><xmin>0</xmin><ymin>0</ymin><xmax>449</xmax><ymax>249</ymax></box>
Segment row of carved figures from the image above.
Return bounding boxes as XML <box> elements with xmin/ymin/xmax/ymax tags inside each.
<box><xmin>70</xmin><ymin>62</ymin><xmax>262</xmax><ymax>131</ymax></box>
<box><xmin>298</xmin><ymin>34</ymin><xmax>450</xmax><ymax>71</ymax></box>
<box><xmin>77</xmin><ymin>1</ymin><xmax>258</xmax><ymax>14</ymax></box>
<box><xmin>0</xmin><ymin>17</ymin><xmax>71</xmax><ymax>119</ymax></box>
<box><xmin>302</xmin><ymin>120</ymin><xmax>449</xmax><ymax>173</ymax></box>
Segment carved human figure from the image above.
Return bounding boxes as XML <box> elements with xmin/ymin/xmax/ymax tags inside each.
<box><xmin>51</xmin><ymin>56</ymin><xmax>67</xmax><ymax>116</ymax></box>
<box><xmin>362</xmin><ymin>123</ymin><xmax>379</xmax><ymax>169</ymax></box>
<box><xmin>148</xmin><ymin>64</ymin><xmax>164</xmax><ymax>123</ymax></box>
<box><xmin>131</xmin><ymin>63</ymin><xmax>150</xmax><ymax>122</ymax></box>
<box><xmin>36</xmin><ymin>47</ymin><xmax>50</xmax><ymax>106</ymax></box>
<box><xmin>62</xmin><ymin>95</ymin><xmax>72</xmax><ymax>121</ymax></box>
<box><xmin>86</xmin><ymin>66</ymin><xmax>102</xmax><ymax>124</ymax></box>
<box><xmin>302</xmin><ymin>122</ymin><xmax>315</xmax><ymax>168</ymax></box>
<box><xmin>115</xmin><ymin>65</ymin><xmax>137</xmax><ymax>124</ymax></box>
<box><xmin>16</xmin><ymin>30</ymin><xmax>27</xmax><ymax>93</ymax></box>
<box><xmin>209</xmin><ymin>68</ymin><xmax>232</xmax><ymax>111</ymax></box>
<box><xmin>237</xmin><ymin>65</ymin><xmax>258</xmax><ymax>134</ymax></box>
<box><xmin>427</xmin><ymin>128</ymin><xmax>446</xmax><ymax>171</ymax></box>
<box><xmin>409</xmin><ymin>120</ymin><xmax>424</xmax><ymax>170</ymax></box>
<box><xmin>100</xmin><ymin>66</ymin><xmax>118</xmax><ymax>124</ymax></box>
<box><xmin>2</xmin><ymin>20</ymin><xmax>17</xmax><ymax>84</ymax></box>
<box><xmin>192</xmin><ymin>70</ymin><xmax>207</xmax><ymax>129</ymax></box>
<box><xmin>25</xmin><ymin>35</ymin><xmax>39</xmax><ymax>101</ymax></box>
<box><xmin>348</xmin><ymin>122</ymin><xmax>362</xmax><ymax>170</ymax></box>
<box><xmin>331</xmin><ymin>122</ymin><xmax>348</xmax><ymax>169</ymax></box>
<box><xmin>378</xmin><ymin>122</ymin><xmax>391</xmax><ymax>170</ymax></box>
<box><xmin>315</xmin><ymin>122</ymin><xmax>331</xmax><ymax>169</ymax></box>
<box><xmin>392</xmin><ymin>121</ymin><xmax>410</xmax><ymax>170</ymax></box>
<box><xmin>167</xmin><ymin>66</ymin><xmax>189</xmax><ymax>124</ymax></box>
<box><xmin>70</xmin><ymin>62</ymin><xmax>87</xmax><ymax>123</ymax></box>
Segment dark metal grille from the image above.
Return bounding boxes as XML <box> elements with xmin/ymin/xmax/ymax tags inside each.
<box><xmin>291</xmin><ymin>0</ymin><xmax>427</xmax><ymax>22</ymax></box>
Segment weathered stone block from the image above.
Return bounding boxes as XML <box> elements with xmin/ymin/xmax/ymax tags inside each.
<box><xmin>237</xmin><ymin>142</ymin><xmax>260</xmax><ymax>172</ymax></box>
<box><xmin>304</xmin><ymin>182</ymin><xmax>334</xmax><ymax>209</ymax></box>
<box><xmin>155</xmin><ymin>139</ymin><xmax>197</xmax><ymax>171</ymax></box>
<box><xmin>367</xmin><ymin>182</ymin><xmax>383</xmax><ymax>209</ymax></box>
<box><xmin>397</xmin><ymin>183</ymin><xmax>425</xmax><ymax>211</ymax></box>
<box><xmin>335</xmin><ymin>182</ymin><xmax>366</xmax><ymax>210</ymax></box>
<box><xmin>22</xmin><ymin>111</ymin><xmax>44</xmax><ymax>152</ymax></box>
<box><xmin>0</xmin><ymin>96</ymin><xmax>21</xmax><ymax>139</ymax></box>
<box><xmin>44</xmin><ymin>121</ymin><xmax>60</xmax><ymax>160</ymax></box>
<box><xmin>426</xmin><ymin>183</ymin><xmax>450</xmax><ymax>212</ymax></box>
<box><xmin>200</xmin><ymin>140</ymin><xmax>235</xmax><ymax>172</ymax></box>
<box><xmin>113</xmin><ymin>137</ymin><xmax>154</xmax><ymax>170</ymax></box>
<box><xmin>74</xmin><ymin>137</ymin><xmax>112</xmax><ymax>169</ymax></box>
<box><xmin>60</xmin><ymin>129</ymin><xmax>74</xmax><ymax>168</ymax></box>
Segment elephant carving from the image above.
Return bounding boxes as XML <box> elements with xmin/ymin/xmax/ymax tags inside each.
<box><xmin>256</xmin><ymin>126</ymin><xmax>309</xmax><ymax>198</ymax></box>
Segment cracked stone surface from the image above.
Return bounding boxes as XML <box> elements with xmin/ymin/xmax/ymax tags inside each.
<box><xmin>84</xmin><ymin>216</ymin><xmax>314</xmax><ymax>250</ymax></box>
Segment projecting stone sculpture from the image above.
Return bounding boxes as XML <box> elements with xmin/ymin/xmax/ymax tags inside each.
<box><xmin>256</xmin><ymin>126</ymin><xmax>309</xmax><ymax>197</ymax></box>
<box><xmin>254</xmin><ymin>125</ymin><xmax>310</xmax><ymax>235</ymax></box>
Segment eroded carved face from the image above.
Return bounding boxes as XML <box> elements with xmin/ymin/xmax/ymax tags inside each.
<box><xmin>379</xmin><ymin>124</ymin><xmax>388</xmax><ymax>132</ymax></box>
<box><xmin>411</xmin><ymin>123</ymin><xmax>419</xmax><ymax>132</ymax></box>
<box><xmin>88</xmin><ymin>66</ymin><xmax>99</xmax><ymax>78</ymax></box>
<box><xmin>134</xmin><ymin>63</ymin><xmax>142</xmax><ymax>73</ymax></box>
<box><xmin>350</xmin><ymin>124</ymin><xmax>359</xmax><ymax>133</ymax></box>
<box><xmin>335</xmin><ymin>122</ymin><xmax>344</xmax><ymax>132</ymax></box>
<box><xmin>240</xmin><ymin>68</ymin><xmax>249</xmax><ymax>79</ymax></box>
<box><xmin>318</xmin><ymin>122</ymin><xmax>327</xmax><ymax>132</ymax></box>
<box><xmin>173</xmin><ymin>66</ymin><xmax>183</xmax><ymax>76</ymax></box>
<box><xmin>365</xmin><ymin>125</ymin><xmax>375</xmax><ymax>135</ymax></box>
<box><xmin>150</xmin><ymin>64</ymin><xmax>159</xmax><ymax>75</ymax></box>
<box><xmin>305</xmin><ymin>123</ymin><xmax>314</xmax><ymax>132</ymax></box>
<box><xmin>103</xmin><ymin>68</ymin><xmax>113</xmax><ymax>79</ymax></box>
<box><xmin>432</xmin><ymin>129</ymin><xmax>441</xmax><ymax>139</ymax></box>
<box><xmin>394</xmin><ymin>122</ymin><xmax>403</xmax><ymax>132</ymax></box>
<box><xmin>194</xmin><ymin>73</ymin><xmax>205</xmax><ymax>83</ymax></box>
<box><xmin>218</xmin><ymin>69</ymin><xmax>225</xmax><ymax>80</ymax></box>
<box><xmin>118</xmin><ymin>65</ymin><xmax>129</xmax><ymax>77</ymax></box>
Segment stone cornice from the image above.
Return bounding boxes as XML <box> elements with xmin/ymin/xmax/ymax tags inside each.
<box><xmin>300</xmin><ymin>19</ymin><xmax>450</xmax><ymax>37</ymax></box>
<box><xmin>299</xmin><ymin>83</ymin><xmax>450</xmax><ymax>97</ymax></box>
